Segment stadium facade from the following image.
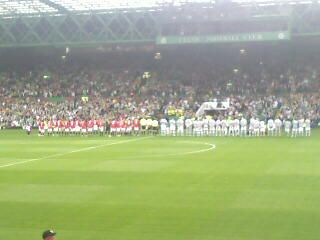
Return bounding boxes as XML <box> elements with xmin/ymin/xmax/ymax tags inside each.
<box><xmin>0</xmin><ymin>0</ymin><xmax>319</xmax><ymax>48</ymax></box>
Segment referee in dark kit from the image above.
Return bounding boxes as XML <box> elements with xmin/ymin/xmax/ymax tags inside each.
<box><xmin>42</xmin><ymin>229</ymin><xmax>56</xmax><ymax>240</ymax></box>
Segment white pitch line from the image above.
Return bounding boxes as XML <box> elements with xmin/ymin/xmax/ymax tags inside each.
<box><xmin>0</xmin><ymin>137</ymin><xmax>152</xmax><ymax>169</ymax></box>
<box><xmin>149</xmin><ymin>142</ymin><xmax>216</xmax><ymax>157</ymax></box>
<box><xmin>183</xmin><ymin>142</ymin><xmax>216</xmax><ymax>154</ymax></box>
<box><xmin>109</xmin><ymin>141</ymin><xmax>216</xmax><ymax>159</ymax></box>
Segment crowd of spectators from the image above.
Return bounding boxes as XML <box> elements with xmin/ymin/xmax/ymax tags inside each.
<box><xmin>0</xmin><ymin>50</ymin><xmax>319</xmax><ymax>128</ymax></box>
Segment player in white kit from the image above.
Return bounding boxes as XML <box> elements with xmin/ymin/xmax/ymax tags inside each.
<box><xmin>221</xmin><ymin>119</ymin><xmax>228</xmax><ymax>136</ymax></box>
<box><xmin>284</xmin><ymin>119</ymin><xmax>291</xmax><ymax>136</ymax></box>
<box><xmin>202</xmin><ymin>118</ymin><xmax>209</xmax><ymax>136</ymax></box>
<box><xmin>305</xmin><ymin>118</ymin><xmax>311</xmax><ymax>136</ymax></box>
<box><xmin>291</xmin><ymin>118</ymin><xmax>298</xmax><ymax>138</ymax></box>
<box><xmin>193</xmin><ymin>119</ymin><xmax>201</xmax><ymax>137</ymax></box>
<box><xmin>259</xmin><ymin>120</ymin><xmax>266</xmax><ymax>136</ymax></box>
<box><xmin>298</xmin><ymin>118</ymin><xmax>304</xmax><ymax>136</ymax></box>
<box><xmin>240</xmin><ymin>117</ymin><xmax>247</xmax><ymax>137</ymax></box>
<box><xmin>228</xmin><ymin>119</ymin><xmax>235</xmax><ymax>136</ymax></box>
<box><xmin>160</xmin><ymin>118</ymin><xmax>168</xmax><ymax>136</ymax></box>
<box><xmin>215</xmin><ymin>118</ymin><xmax>222</xmax><ymax>136</ymax></box>
<box><xmin>199</xmin><ymin>118</ymin><xmax>205</xmax><ymax>136</ymax></box>
<box><xmin>233</xmin><ymin>118</ymin><xmax>240</xmax><ymax>137</ymax></box>
<box><xmin>249</xmin><ymin>117</ymin><xmax>255</xmax><ymax>137</ymax></box>
<box><xmin>192</xmin><ymin>119</ymin><xmax>197</xmax><ymax>136</ymax></box>
<box><xmin>169</xmin><ymin>118</ymin><xmax>176</xmax><ymax>136</ymax></box>
<box><xmin>267</xmin><ymin>118</ymin><xmax>275</xmax><ymax>136</ymax></box>
<box><xmin>185</xmin><ymin>118</ymin><xmax>193</xmax><ymax>136</ymax></box>
<box><xmin>209</xmin><ymin>118</ymin><xmax>216</xmax><ymax>136</ymax></box>
<box><xmin>176</xmin><ymin>118</ymin><xmax>185</xmax><ymax>136</ymax></box>
<box><xmin>275</xmin><ymin>118</ymin><xmax>282</xmax><ymax>136</ymax></box>
<box><xmin>253</xmin><ymin>118</ymin><xmax>260</xmax><ymax>137</ymax></box>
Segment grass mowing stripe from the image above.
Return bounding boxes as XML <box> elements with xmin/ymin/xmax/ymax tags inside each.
<box><xmin>0</xmin><ymin>137</ymin><xmax>152</xmax><ymax>169</ymax></box>
<box><xmin>1</xmin><ymin>130</ymin><xmax>319</xmax><ymax>240</ymax></box>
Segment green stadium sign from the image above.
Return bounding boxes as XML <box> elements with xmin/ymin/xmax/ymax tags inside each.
<box><xmin>156</xmin><ymin>31</ymin><xmax>291</xmax><ymax>45</ymax></box>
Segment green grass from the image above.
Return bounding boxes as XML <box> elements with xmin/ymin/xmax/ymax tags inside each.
<box><xmin>0</xmin><ymin>129</ymin><xmax>320</xmax><ymax>240</ymax></box>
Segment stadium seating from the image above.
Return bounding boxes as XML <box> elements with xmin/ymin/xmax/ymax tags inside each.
<box><xmin>0</xmin><ymin>48</ymin><xmax>319</xmax><ymax>128</ymax></box>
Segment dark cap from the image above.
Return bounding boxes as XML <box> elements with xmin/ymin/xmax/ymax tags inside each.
<box><xmin>42</xmin><ymin>230</ymin><xmax>56</xmax><ymax>239</ymax></box>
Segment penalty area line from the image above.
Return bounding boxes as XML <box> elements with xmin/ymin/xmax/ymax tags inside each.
<box><xmin>0</xmin><ymin>137</ymin><xmax>152</xmax><ymax>169</ymax></box>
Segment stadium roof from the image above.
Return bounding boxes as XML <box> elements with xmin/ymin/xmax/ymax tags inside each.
<box><xmin>0</xmin><ymin>0</ymin><xmax>318</xmax><ymax>16</ymax></box>
<box><xmin>0</xmin><ymin>0</ymin><xmax>58</xmax><ymax>15</ymax></box>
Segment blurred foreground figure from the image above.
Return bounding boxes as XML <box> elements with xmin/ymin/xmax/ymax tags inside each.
<box><xmin>42</xmin><ymin>229</ymin><xmax>56</xmax><ymax>240</ymax></box>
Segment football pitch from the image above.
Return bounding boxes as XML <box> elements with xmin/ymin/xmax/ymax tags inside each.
<box><xmin>0</xmin><ymin>130</ymin><xmax>320</xmax><ymax>240</ymax></box>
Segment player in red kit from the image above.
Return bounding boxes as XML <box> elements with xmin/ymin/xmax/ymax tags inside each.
<box><xmin>58</xmin><ymin>119</ymin><xmax>65</xmax><ymax>136</ymax></box>
<box><xmin>93</xmin><ymin>119</ymin><xmax>98</xmax><ymax>135</ymax></box>
<box><xmin>81</xmin><ymin>120</ymin><xmax>87</xmax><ymax>136</ymax></box>
<box><xmin>65</xmin><ymin>120</ymin><xmax>71</xmax><ymax>136</ymax></box>
<box><xmin>126</xmin><ymin>118</ymin><xmax>133</xmax><ymax>135</ymax></box>
<box><xmin>87</xmin><ymin>119</ymin><xmax>93</xmax><ymax>135</ymax></box>
<box><xmin>120</xmin><ymin>119</ymin><xmax>126</xmax><ymax>136</ymax></box>
<box><xmin>115</xmin><ymin>119</ymin><xmax>121</xmax><ymax>136</ymax></box>
<box><xmin>110</xmin><ymin>119</ymin><xmax>117</xmax><ymax>136</ymax></box>
<box><xmin>70</xmin><ymin>119</ymin><xmax>74</xmax><ymax>135</ymax></box>
<box><xmin>76</xmin><ymin>119</ymin><xmax>81</xmax><ymax>135</ymax></box>
<box><xmin>38</xmin><ymin>121</ymin><xmax>45</xmax><ymax>136</ymax></box>
<box><xmin>133</xmin><ymin>118</ymin><xmax>140</xmax><ymax>136</ymax></box>
<box><xmin>98</xmin><ymin>119</ymin><xmax>104</xmax><ymax>136</ymax></box>
<box><xmin>53</xmin><ymin>120</ymin><xmax>59</xmax><ymax>136</ymax></box>
<box><xmin>48</xmin><ymin>120</ymin><xmax>53</xmax><ymax>136</ymax></box>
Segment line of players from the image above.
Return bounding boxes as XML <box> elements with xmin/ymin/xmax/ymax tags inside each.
<box><xmin>35</xmin><ymin>118</ymin><xmax>144</xmax><ymax>136</ymax></box>
<box><xmin>36</xmin><ymin>119</ymin><xmax>106</xmax><ymax>136</ymax></box>
<box><xmin>34</xmin><ymin>117</ymin><xmax>311</xmax><ymax>137</ymax></box>
<box><xmin>159</xmin><ymin>117</ymin><xmax>311</xmax><ymax>137</ymax></box>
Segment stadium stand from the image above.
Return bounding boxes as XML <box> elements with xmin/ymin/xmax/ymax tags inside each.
<box><xmin>0</xmin><ymin>45</ymin><xmax>319</xmax><ymax>129</ymax></box>
<box><xmin>0</xmin><ymin>0</ymin><xmax>319</xmax><ymax>132</ymax></box>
